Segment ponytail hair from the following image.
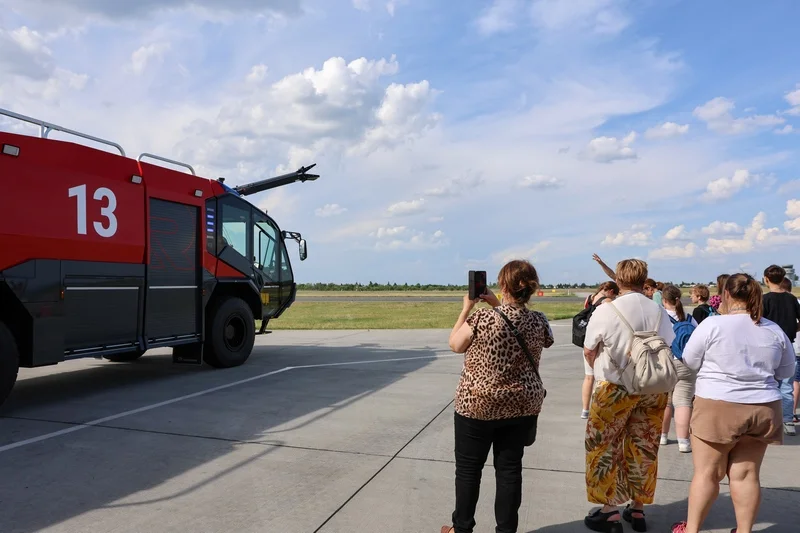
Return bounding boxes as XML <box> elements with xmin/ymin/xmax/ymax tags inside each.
<box><xmin>725</xmin><ymin>273</ymin><xmax>763</xmax><ymax>322</ymax></box>
<box><xmin>662</xmin><ymin>284</ymin><xmax>685</xmax><ymax>321</ymax></box>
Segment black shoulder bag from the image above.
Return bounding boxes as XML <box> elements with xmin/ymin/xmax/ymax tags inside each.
<box><xmin>493</xmin><ymin>308</ymin><xmax>545</xmax><ymax>446</ymax></box>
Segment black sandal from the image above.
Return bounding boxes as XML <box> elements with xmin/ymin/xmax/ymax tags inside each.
<box><xmin>584</xmin><ymin>508</ymin><xmax>622</xmax><ymax>533</ymax></box>
<box><xmin>622</xmin><ymin>504</ymin><xmax>647</xmax><ymax>532</ymax></box>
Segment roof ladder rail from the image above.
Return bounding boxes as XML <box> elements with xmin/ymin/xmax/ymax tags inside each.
<box><xmin>0</xmin><ymin>107</ymin><xmax>126</xmax><ymax>156</ymax></box>
<box><xmin>138</xmin><ymin>153</ymin><xmax>196</xmax><ymax>175</ymax></box>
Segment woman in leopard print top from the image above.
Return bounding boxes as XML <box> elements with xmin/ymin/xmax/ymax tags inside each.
<box><xmin>441</xmin><ymin>259</ymin><xmax>554</xmax><ymax>533</ymax></box>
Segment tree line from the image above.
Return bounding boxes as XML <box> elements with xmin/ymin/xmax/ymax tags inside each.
<box><xmin>296</xmin><ymin>281</ymin><xmax>714</xmax><ymax>292</ymax></box>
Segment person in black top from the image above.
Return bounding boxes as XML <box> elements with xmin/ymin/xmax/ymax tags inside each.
<box><xmin>762</xmin><ymin>265</ymin><xmax>800</xmax><ymax>436</ymax></box>
<box><xmin>690</xmin><ymin>284</ymin><xmax>714</xmax><ymax>324</ymax></box>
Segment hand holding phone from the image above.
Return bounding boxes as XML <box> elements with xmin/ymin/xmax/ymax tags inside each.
<box><xmin>469</xmin><ymin>270</ymin><xmax>488</xmax><ymax>300</ymax></box>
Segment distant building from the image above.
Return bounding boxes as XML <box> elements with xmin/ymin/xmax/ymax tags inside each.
<box><xmin>784</xmin><ymin>265</ymin><xmax>798</xmax><ymax>286</ymax></box>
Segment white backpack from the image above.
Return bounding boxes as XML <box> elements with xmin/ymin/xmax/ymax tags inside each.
<box><xmin>605</xmin><ymin>302</ymin><xmax>679</xmax><ymax>395</ymax></box>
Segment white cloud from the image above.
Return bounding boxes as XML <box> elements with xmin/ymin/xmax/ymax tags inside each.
<box><xmin>352</xmin><ymin>0</ymin><xmax>371</xmax><ymax>11</ymax></box>
<box><xmin>585</xmin><ymin>131</ymin><xmax>637</xmax><ymax>163</ymax></box>
<box><xmin>785</xmin><ymin>200</ymin><xmax>800</xmax><ymax>232</ymax></box>
<box><xmin>602</xmin><ymin>225</ymin><xmax>653</xmax><ymax>246</ymax></box>
<box><xmin>387</xmin><ymin>198</ymin><xmax>426</xmax><ymax>216</ymax></box>
<box><xmin>530</xmin><ymin>0</ymin><xmax>630</xmax><ymax>35</ymax></box>
<box><xmin>701</xmin><ymin>221</ymin><xmax>743</xmax><ymax>236</ymax></box>
<box><xmin>778</xmin><ymin>180</ymin><xmax>800</xmax><ymax>194</ymax></box>
<box><xmin>428</xmin><ymin>216</ymin><xmax>444</xmax><ymax>223</ymax></box>
<box><xmin>385</xmin><ymin>0</ymin><xmax>408</xmax><ymax>16</ymax></box>
<box><xmin>476</xmin><ymin>0</ymin><xmax>521</xmax><ymax>36</ymax></box>
<box><xmin>704</xmin><ymin>212</ymin><xmax>793</xmax><ymax>255</ymax></box>
<box><xmin>693</xmin><ymin>97</ymin><xmax>784</xmax><ymax>135</ymax></box>
<box><xmin>372</xmin><ymin>226</ymin><xmax>407</xmax><ymax>238</ymax></box>
<box><xmin>356</xmin><ymin>80</ymin><xmax>441</xmax><ymax>154</ymax></box>
<box><xmin>315</xmin><ymin>203</ymin><xmax>348</xmax><ymax>217</ymax></box>
<box><xmin>130</xmin><ymin>42</ymin><xmax>170</xmax><ymax>75</ymax></box>
<box><xmin>775</xmin><ymin>125</ymin><xmax>794</xmax><ymax>135</ymax></box>
<box><xmin>664</xmin><ymin>225</ymin><xmax>689</xmax><ymax>240</ymax></box>
<box><xmin>246</xmin><ymin>64</ymin><xmax>268</xmax><ymax>83</ymax></box>
<box><xmin>8</xmin><ymin>0</ymin><xmax>303</xmax><ymax>25</ymax></box>
<box><xmin>702</xmin><ymin>169</ymin><xmax>757</xmax><ymax>201</ymax></box>
<box><xmin>372</xmin><ymin>227</ymin><xmax>447</xmax><ymax>251</ymax></box>
<box><xmin>425</xmin><ymin>173</ymin><xmax>483</xmax><ymax>197</ymax></box>
<box><xmin>644</xmin><ymin>122</ymin><xmax>689</xmax><ymax>139</ymax></box>
<box><xmin>519</xmin><ymin>174</ymin><xmax>563</xmax><ymax>189</ymax></box>
<box><xmin>490</xmin><ymin>241</ymin><xmax>551</xmax><ymax>265</ymax></box>
<box><xmin>649</xmin><ymin>242</ymin><xmax>698</xmax><ymax>260</ymax></box>
<box><xmin>785</xmin><ymin>85</ymin><xmax>800</xmax><ymax>116</ymax></box>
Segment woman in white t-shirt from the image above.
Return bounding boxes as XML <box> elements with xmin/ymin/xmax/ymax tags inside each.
<box><xmin>670</xmin><ymin>274</ymin><xmax>796</xmax><ymax>533</ymax></box>
<box><xmin>660</xmin><ymin>285</ymin><xmax>698</xmax><ymax>453</ymax></box>
<box><xmin>583</xmin><ymin>259</ymin><xmax>676</xmax><ymax>533</ymax></box>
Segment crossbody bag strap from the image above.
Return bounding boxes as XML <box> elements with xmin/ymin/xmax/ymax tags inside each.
<box><xmin>494</xmin><ymin>308</ymin><xmax>540</xmax><ymax>379</ymax></box>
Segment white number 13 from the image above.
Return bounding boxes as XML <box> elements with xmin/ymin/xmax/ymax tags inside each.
<box><xmin>68</xmin><ymin>184</ymin><xmax>118</xmax><ymax>238</ymax></box>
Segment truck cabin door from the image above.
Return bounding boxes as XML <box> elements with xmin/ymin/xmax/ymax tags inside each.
<box><xmin>253</xmin><ymin>211</ymin><xmax>292</xmax><ymax>318</ymax></box>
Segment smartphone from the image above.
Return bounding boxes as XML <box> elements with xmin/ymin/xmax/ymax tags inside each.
<box><xmin>469</xmin><ymin>270</ymin><xmax>488</xmax><ymax>300</ymax></box>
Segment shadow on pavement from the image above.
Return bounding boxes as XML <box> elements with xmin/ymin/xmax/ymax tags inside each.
<box><xmin>530</xmin><ymin>490</ymin><xmax>799</xmax><ymax>533</ymax></box>
<box><xmin>0</xmin><ymin>341</ymin><xmax>442</xmax><ymax>532</ymax></box>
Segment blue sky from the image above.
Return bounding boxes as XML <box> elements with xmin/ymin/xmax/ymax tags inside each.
<box><xmin>2</xmin><ymin>0</ymin><xmax>800</xmax><ymax>285</ymax></box>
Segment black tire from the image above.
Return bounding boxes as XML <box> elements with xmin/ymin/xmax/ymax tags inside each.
<box><xmin>104</xmin><ymin>349</ymin><xmax>146</xmax><ymax>363</ymax></box>
<box><xmin>0</xmin><ymin>322</ymin><xmax>20</xmax><ymax>408</ymax></box>
<box><xmin>204</xmin><ymin>297</ymin><xmax>255</xmax><ymax>369</ymax></box>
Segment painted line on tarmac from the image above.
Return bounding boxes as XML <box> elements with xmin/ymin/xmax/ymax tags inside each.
<box><xmin>0</xmin><ymin>354</ymin><xmax>458</xmax><ymax>454</ymax></box>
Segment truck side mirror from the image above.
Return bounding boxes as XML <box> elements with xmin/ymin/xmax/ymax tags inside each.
<box><xmin>299</xmin><ymin>239</ymin><xmax>307</xmax><ymax>261</ymax></box>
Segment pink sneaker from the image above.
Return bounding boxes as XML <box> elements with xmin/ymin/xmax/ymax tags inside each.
<box><xmin>670</xmin><ymin>522</ymin><xmax>688</xmax><ymax>533</ymax></box>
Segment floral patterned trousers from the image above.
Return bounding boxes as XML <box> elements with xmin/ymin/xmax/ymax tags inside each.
<box><xmin>585</xmin><ymin>381</ymin><xmax>668</xmax><ymax>506</ymax></box>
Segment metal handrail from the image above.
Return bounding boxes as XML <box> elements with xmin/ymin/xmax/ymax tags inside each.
<box><xmin>0</xmin><ymin>107</ymin><xmax>126</xmax><ymax>156</ymax></box>
<box><xmin>138</xmin><ymin>153</ymin><xmax>196</xmax><ymax>176</ymax></box>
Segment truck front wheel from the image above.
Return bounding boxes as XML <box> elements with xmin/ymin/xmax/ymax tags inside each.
<box><xmin>204</xmin><ymin>297</ymin><xmax>255</xmax><ymax>368</ymax></box>
<box><xmin>0</xmin><ymin>322</ymin><xmax>20</xmax><ymax>408</ymax></box>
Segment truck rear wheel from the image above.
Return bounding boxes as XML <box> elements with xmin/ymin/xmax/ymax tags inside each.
<box><xmin>204</xmin><ymin>297</ymin><xmax>255</xmax><ymax>368</ymax></box>
<box><xmin>104</xmin><ymin>349</ymin><xmax>146</xmax><ymax>363</ymax></box>
<box><xmin>0</xmin><ymin>322</ymin><xmax>20</xmax><ymax>407</ymax></box>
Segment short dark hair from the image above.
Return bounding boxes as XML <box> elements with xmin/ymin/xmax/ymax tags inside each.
<box><xmin>764</xmin><ymin>265</ymin><xmax>786</xmax><ymax>285</ymax></box>
<box><xmin>780</xmin><ymin>278</ymin><xmax>793</xmax><ymax>291</ymax></box>
<box><xmin>692</xmin><ymin>284</ymin><xmax>710</xmax><ymax>302</ymax></box>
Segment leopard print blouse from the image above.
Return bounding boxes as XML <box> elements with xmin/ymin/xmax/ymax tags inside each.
<box><xmin>454</xmin><ymin>304</ymin><xmax>554</xmax><ymax>421</ymax></box>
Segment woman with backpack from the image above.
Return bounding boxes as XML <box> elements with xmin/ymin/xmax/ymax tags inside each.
<box><xmin>660</xmin><ymin>285</ymin><xmax>698</xmax><ymax>453</ymax></box>
<box><xmin>582</xmin><ymin>259</ymin><xmax>676</xmax><ymax>533</ymax></box>
<box><xmin>670</xmin><ymin>274</ymin><xmax>796</xmax><ymax>533</ymax></box>
<box><xmin>580</xmin><ymin>282</ymin><xmax>619</xmax><ymax>419</ymax></box>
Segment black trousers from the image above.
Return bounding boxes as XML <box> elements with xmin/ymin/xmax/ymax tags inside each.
<box><xmin>452</xmin><ymin>411</ymin><xmax>538</xmax><ymax>533</ymax></box>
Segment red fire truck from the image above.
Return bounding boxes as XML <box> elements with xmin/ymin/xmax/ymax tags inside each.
<box><xmin>0</xmin><ymin>108</ymin><xmax>319</xmax><ymax>407</ymax></box>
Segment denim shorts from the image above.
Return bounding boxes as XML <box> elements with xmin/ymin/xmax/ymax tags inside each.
<box><xmin>795</xmin><ymin>357</ymin><xmax>800</xmax><ymax>382</ymax></box>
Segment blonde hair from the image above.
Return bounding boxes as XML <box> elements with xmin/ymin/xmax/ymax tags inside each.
<box><xmin>615</xmin><ymin>259</ymin><xmax>649</xmax><ymax>290</ymax></box>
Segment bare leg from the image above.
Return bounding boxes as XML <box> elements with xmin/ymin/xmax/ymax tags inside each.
<box><xmin>662</xmin><ymin>405</ymin><xmax>673</xmax><ymax>436</ymax></box>
<box><xmin>675</xmin><ymin>406</ymin><xmax>692</xmax><ymax>440</ymax></box>
<box><xmin>685</xmin><ymin>435</ymin><xmax>732</xmax><ymax>533</ymax></box>
<box><xmin>582</xmin><ymin>375</ymin><xmax>595</xmax><ymax>412</ymax></box>
<box><xmin>793</xmin><ymin>379</ymin><xmax>799</xmax><ymax>419</ymax></box>
<box><xmin>727</xmin><ymin>437</ymin><xmax>768</xmax><ymax>533</ymax></box>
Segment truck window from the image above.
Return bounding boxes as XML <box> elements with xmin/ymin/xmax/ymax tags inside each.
<box><xmin>280</xmin><ymin>245</ymin><xmax>293</xmax><ymax>283</ymax></box>
<box><xmin>220</xmin><ymin>199</ymin><xmax>250</xmax><ymax>259</ymax></box>
<box><xmin>254</xmin><ymin>212</ymin><xmax>280</xmax><ymax>282</ymax></box>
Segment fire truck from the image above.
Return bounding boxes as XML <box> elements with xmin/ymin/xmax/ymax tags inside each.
<box><xmin>0</xmin><ymin>108</ymin><xmax>319</xmax><ymax>407</ymax></box>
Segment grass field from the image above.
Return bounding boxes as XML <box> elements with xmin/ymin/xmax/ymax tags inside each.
<box><xmin>268</xmin><ymin>301</ymin><xmax>583</xmax><ymax>330</ymax></box>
